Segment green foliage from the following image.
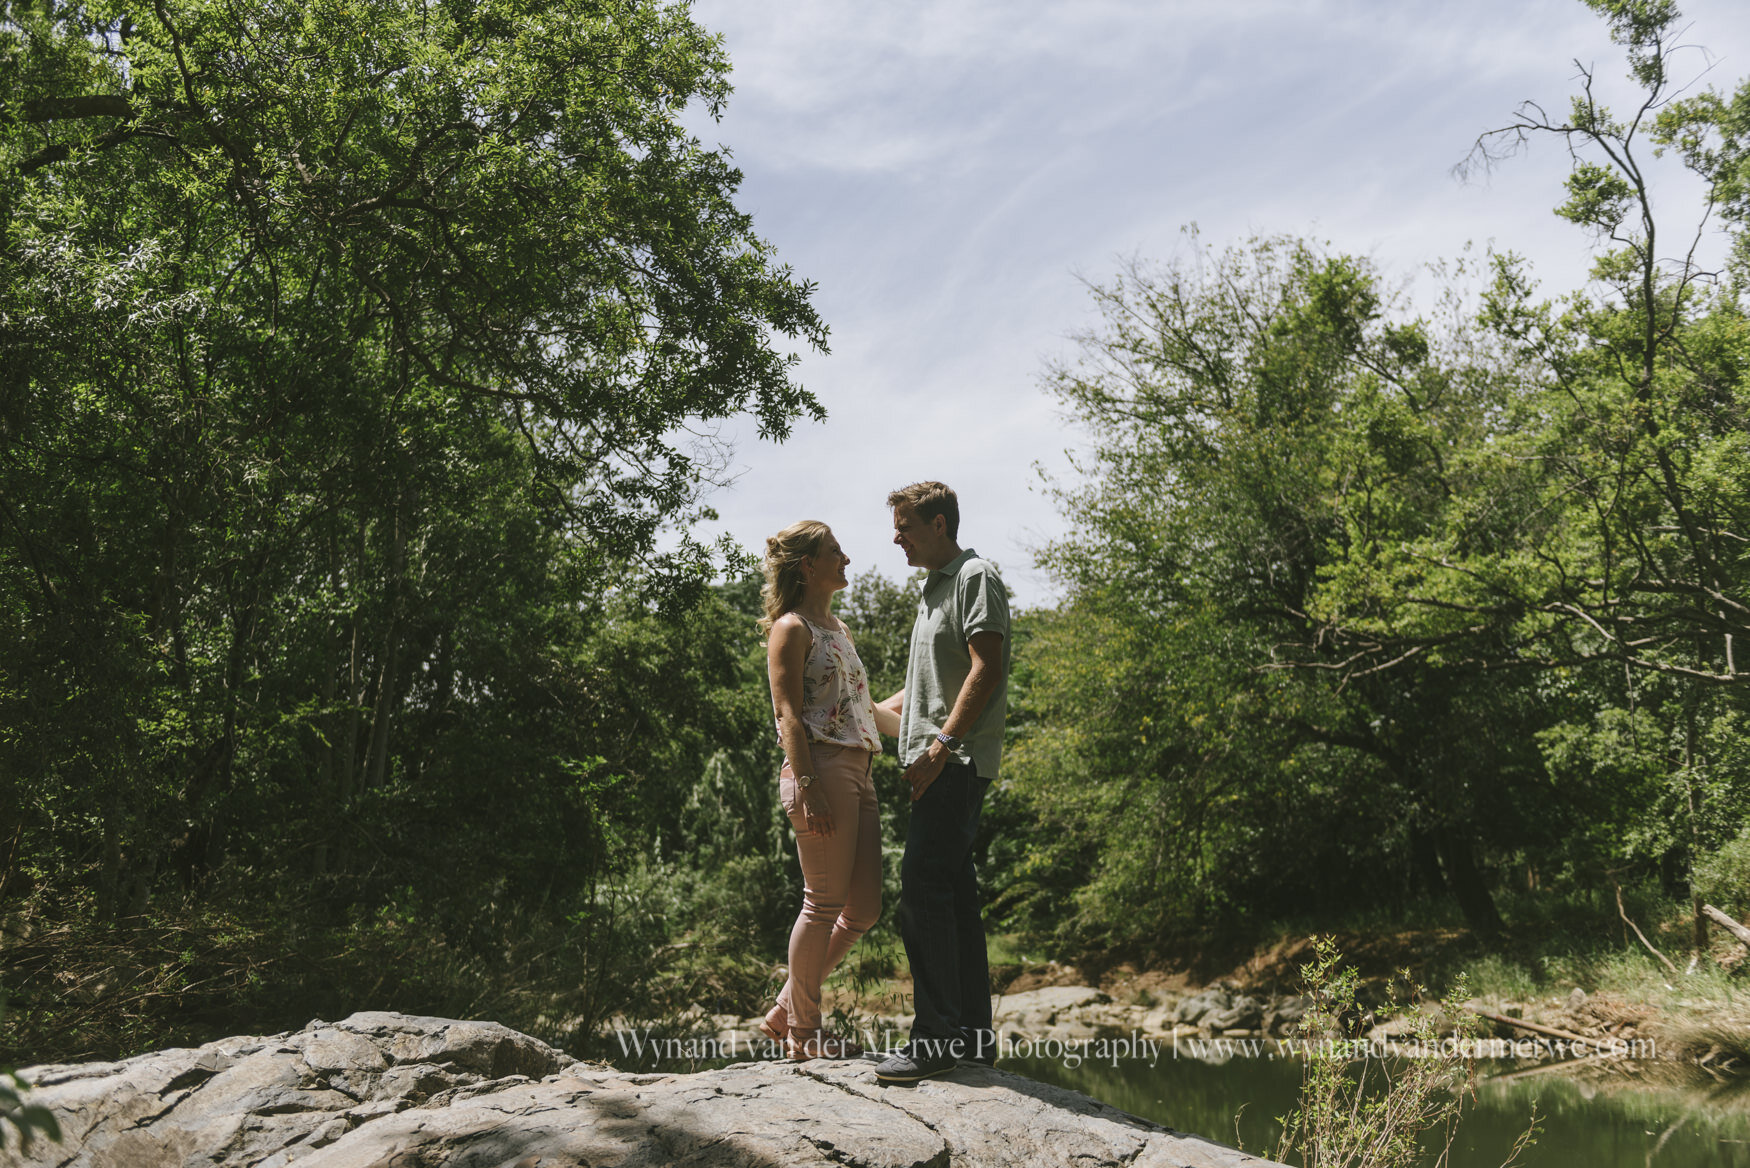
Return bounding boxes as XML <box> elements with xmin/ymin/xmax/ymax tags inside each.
<box><xmin>838</xmin><ymin>569</ymin><xmax>920</xmax><ymax>700</ymax></box>
<box><xmin>1584</xmin><ymin>0</ymin><xmax>1681</xmax><ymax>89</ymax></box>
<box><xmin>0</xmin><ymin>1071</ymin><xmax>58</xmax><ymax>1154</ymax></box>
<box><xmin>1695</xmin><ymin>826</ymin><xmax>1750</xmax><ymax>916</ymax></box>
<box><xmin>0</xmin><ymin>0</ymin><xmax>829</xmax><ymax>1060</ymax></box>
<box><xmin>11</xmin><ymin>0</ymin><xmax>1750</xmax><ymax>1073</ymax></box>
<box><xmin>1557</xmin><ymin>162</ymin><xmax>1635</xmax><ymax>234</ymax></box>
<box><xmin>1006</xmin><ymin>235</ymin><xmax>1544</xmax><ymax>947</ymax></box>
<box><xmin>1275</xmin><ymin>938</ymin><xmax>1526</xmax><ymax>1168</ymax></box>
<box><xmin>0</xmin><ymin>1003</ymin><xmax>58</xmax><ymax>1155</ymax></box>
<box><xmin>997</xmin><ymin>0</ymin><xmax>1750</xmax><ymax>960</ymax></box>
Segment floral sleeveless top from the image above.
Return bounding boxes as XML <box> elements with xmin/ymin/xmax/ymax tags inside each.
<box><xmin>783</xmin><ymin>614</ymin><xmax>882</xmax><ymax>752</ymax></box>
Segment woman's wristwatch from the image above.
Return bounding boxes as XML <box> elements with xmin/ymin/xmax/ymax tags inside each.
<box><xmin>796</xmin><ymin>773</ymin><xmax>816</xmax><ymax>789</ymax></box>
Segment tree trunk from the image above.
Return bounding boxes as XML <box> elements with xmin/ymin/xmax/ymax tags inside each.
<box><xmin>1684</xmin><ymin>678</ymin><xmax>1706</xmax><ymax>951</ymax></box>
<box><xmin>315</xmin><ymin>520</ymin><xmax>341</xmax><ymax>878</ymax></box>
<box><xmin>1436</xmin><ymin>831</ymin><xmax>1503</xmax><ymax>939</ymax></box>
<box><xmin>99</xmin><ymin>777</ymin><xmax>122</xmax><ymax>922</ymax></box>
<box><xmin>1410</xmin><ymin>827</ymin><xmax>1446</xmax><ymax>899</ymax></box>
<box><xmin>339</xmin><ymin>513</ymin><xmax>367</xmax><ymax>811</ymax></box>
<box><xmin>364</xmin><ymin>494</ymin><xmax>409</xmax><ymax>792</ymax></box>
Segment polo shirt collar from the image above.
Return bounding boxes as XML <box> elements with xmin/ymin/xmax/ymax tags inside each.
<box><xmin>928</xmin><ymin>548</ymin><xmax>976</xmax><ymax>583</ymax></box>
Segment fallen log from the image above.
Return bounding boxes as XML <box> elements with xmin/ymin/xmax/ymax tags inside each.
<box><xmin>1463</xmin><ymin>1002</ymin><xmax>1609</xmax><ymax>1052</ymax></box>
<box><xmin>1702</xmin><ymin>903</ymin><xmax>1750</xmax><ymax>952</ymax></box>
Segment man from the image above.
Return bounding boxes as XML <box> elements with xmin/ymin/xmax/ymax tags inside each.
<box><xmin>872</xmin><ymin>481</ymin><xmax>1010</xmax><ymax>1083</ymax></box>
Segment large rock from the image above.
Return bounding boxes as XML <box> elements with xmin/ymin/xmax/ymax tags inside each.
<box><xmin>1174</xmin><ymin>987</ymin><xmax>1233</xmax><ymax>1027</ymax></box>
<box><xmin>995</xmin><ymin>986</ymin><xmax>1111</xmax><ymax>1019</ymax></box>
<box><xmin>18</xmin><ymin>1012</ymin><xmax>1282</xmax><ymax>1167</ymax></box>
<box><xmin>1262</xmin><ymin>996</ymin><xmax>1310</xmax><ymax>1036</ymax></box>
<box><xmin>993</xmin><ymin>986</ymin><xmax>1119</xmax><ymax>1041</ymax></box>
<box><xmin>1206</xmin><ymin>995</ymin><xmax>1264</xmax><ymax>1033</ymax></box>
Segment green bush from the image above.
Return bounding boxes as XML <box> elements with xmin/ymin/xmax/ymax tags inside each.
<box><xmin>1276</xmin><ymin>937</ymin><xmax>1536</xmax><ymax>1168</ymax></box>
<box><xmin>1695</xmin><ymin>829</ymin><xmax>1750</xmax><ymax>918</ymax></box>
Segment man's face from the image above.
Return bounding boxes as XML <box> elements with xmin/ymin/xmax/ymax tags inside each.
<box><xmin>892</xmin><ymin>504</ymin><xmax>938</xmax><ymax>568</ymax></box>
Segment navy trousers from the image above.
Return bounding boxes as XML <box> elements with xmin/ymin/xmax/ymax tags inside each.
<box><xmin>897</xmin><ymin>758</ymin><xmax>995</xmax><ymax>1059</ymax></box>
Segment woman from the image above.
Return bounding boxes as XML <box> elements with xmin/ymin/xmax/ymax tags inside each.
<box><xmin>759</xmin><ymin>520</ymin><xmax>898</xmax><ymax>1060</ymax></box>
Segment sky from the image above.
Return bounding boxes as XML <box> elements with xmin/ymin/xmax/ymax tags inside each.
<box><xmin>676</xmin><ymin>0</ymin><xmax>1750</xmax><ymax>609</ymax></box>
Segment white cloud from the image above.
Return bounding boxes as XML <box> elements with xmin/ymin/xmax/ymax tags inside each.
<box><xmin>677</xmin><ymin>0</ymin><xmax>1750</xmax><ymax>608</ymax></box>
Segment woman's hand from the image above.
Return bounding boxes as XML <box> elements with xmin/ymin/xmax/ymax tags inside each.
<box><xmin>799</xmin><ymin>782</ymin><xmax>836</xmax><ymax>837</ymax></box>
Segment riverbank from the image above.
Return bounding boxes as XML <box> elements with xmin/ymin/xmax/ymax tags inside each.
<box><xmin>672</xmin><ymin>927</ymin><xmax>1750</xmax><ymax>1081</ymax></box>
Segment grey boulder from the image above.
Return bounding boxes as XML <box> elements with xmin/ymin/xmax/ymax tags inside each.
<box><xmin>16</xmin><ymin>1011</ymin><xmax>1283</xmax><ymax>1167</ymax></box>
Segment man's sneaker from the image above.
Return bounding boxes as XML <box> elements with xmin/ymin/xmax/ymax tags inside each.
<box><xmin>963</xmin><ymin>1030</ymin><xmax>998</xmax><ymax>1067</ymax></box>
<box><xmin>873</xmin><ymin>1041</ymin><xmax>957</xmax><ymax>1084</ymax></box>
<box><xmin>859</xmin><ymin>1040</ymin><xmax>927</xmax><ymax>1065</ymax></box>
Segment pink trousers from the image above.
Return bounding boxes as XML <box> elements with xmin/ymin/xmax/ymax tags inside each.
<box><xmin>776</xmin><ymin>742</ymin><xmax>882</xmax><ymax>1031</ymax></box>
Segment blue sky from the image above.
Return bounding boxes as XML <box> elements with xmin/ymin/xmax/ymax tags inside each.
<box><xmin>678</xmin><ymin>0</ymin><xmax>1750</xmax><ymax>607</ymax></box>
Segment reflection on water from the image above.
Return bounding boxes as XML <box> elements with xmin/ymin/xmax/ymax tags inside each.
<box><xmin>1005</xmin><ymin>1051</ymin><xmax>1750</xmax><ymax>1167</ymax></box>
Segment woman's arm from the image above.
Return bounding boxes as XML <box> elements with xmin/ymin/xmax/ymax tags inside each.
<box><xmin>768</xmin><ymin>615</ymin><xmax>834</xmax><ymax>836</ymax></box>
<box><xmin>872</xmin><ymin>688</ymin><xmax>903</xmax><ymax>738</ymax></box>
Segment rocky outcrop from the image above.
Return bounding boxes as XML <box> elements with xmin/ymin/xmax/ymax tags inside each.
<box><xmin>1166</xmin><ymin>986</ymin><xmax>1309</xmax><ymax>1038</ymax></box>
<box><xmin>19</xmin><ymin>1011</ymin><xmax>1282</xmax><ymax>1167</ymax></box>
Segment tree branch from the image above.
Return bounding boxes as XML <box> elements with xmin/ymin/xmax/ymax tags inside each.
<box><xmin>22</xmin><ymin>94</ymin><xmax>134</xmax><ymax>122</ymax></box>
<box><xmin>1618</xmin><ymin>883</ymin><xmax>1681</xmax><ymax>975</ymax></box>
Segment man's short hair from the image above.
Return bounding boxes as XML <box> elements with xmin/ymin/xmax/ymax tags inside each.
<box><xmin>887</xmin><ymin>481</ymin><xmax>959</xmax><ymax>541</ymax></box>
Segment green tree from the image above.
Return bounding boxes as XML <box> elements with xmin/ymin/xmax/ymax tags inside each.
<box><xmin>1310</xmin><ymin>0</ymin><xmax>1750</xmax><ymax>940</ymax></box>
<box><xmin>1011</xmin><ymin>0</ymin><xmax>1750</xmax><ymax>952</ymax></box>
<box><xmin>0</xmin><ymin>0</ymin><xmax>826</xmax><ymax>1056</ymax></box>
<box><xmin>1012</xmin><ymin>236</ymin><xmax>1552</xmax><ymax>944</ymax></box>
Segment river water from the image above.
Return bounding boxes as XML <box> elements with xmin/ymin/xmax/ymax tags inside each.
<box><xmin>1006</xmin><ymin>1050</ymin><xmax>1750</xmax><ymax>1167</ymax></box>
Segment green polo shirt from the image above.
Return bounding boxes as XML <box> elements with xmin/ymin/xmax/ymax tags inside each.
<box><xmin>899</xmin><ymin>548</ymin><xmax>1011</xmax><ymax>779</ymax></box>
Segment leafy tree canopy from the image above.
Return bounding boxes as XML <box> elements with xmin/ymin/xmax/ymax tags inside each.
<box><xmin>1</xmin><ymin>0</ymin><xmax>826</xmax><ymax>582</ymax></box>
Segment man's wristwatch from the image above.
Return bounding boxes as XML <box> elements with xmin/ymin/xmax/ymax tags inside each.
<box><xmin>796</xmin><ymin>773</ymin><xmax>816</xmax><ymax>789</ymax></box>
<box><xmin>935</xmin><ymin>731</ymin><xmax>962</xmax><ymax>751</ymax></box>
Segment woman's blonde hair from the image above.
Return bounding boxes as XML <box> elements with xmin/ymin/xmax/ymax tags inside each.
<box><xmin>760</xmin><ymin>520</ymin><xmax>832</xmax><ymax>634</ymax></box>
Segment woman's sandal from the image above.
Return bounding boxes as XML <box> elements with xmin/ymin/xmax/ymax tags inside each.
<box><xmin>786</xmin><ymin>1028</ymin><xmax>865</xmax><ymax>1061</ymax></box>
<box><xmin>758</xmin><ymin>1006</ymin><xmax>789</xmax><ymax>1044</ymax></box>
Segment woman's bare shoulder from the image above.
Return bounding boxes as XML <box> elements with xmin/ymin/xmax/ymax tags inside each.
<box><xmin>769</xmin><ymin>611</ymin><xmax>812</xmax><ymax>644</ymax></box>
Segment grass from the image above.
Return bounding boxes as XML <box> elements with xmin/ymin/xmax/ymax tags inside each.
<box><xmin>1460</xmin><ymin>954</ymin><xmax>1545</xmax><ymax>1002</ymax></box>
<box><xmin>987</xmin><ymin>932</ymin><xmax>1049</xmax><ymax>967</ymax></box>
<box><xmin>1465</xmin><ymin>947</ymin><xmax>1738</xmax><ymax>1004</ymax></box>
<box><xmin>1429</xmin><ymin>891</ymin><xmax>1750</xmax><ymax>1078</ymax></box>
<box><xmin>1459</xmin><ymin>889</ymin><xmax>1748</xmax><ymax>1005</ymax></box>
<box><xmin>1235</xmin><ymin>886</ymin><xmax>1750</xmax><ymax>1007</ymax></box>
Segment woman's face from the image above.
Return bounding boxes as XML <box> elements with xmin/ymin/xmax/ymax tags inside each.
<box><xmin>809</xmin><ymin>532</ymin><xmax>851</xmax><ymax>592</ymax></box>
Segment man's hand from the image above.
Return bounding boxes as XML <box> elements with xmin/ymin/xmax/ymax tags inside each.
<box><xmin>902</xmin><ymin>743</ymin><xmax>949</xmax><ymax>802</ymax></box>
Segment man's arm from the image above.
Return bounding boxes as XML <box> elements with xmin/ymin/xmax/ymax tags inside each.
<box><xmin>900</xmin><ymin>630</ymin><xmax>1003</xmax><ymax>802</ymax></box>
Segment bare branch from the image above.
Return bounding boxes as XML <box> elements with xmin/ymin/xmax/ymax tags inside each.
<box><xmin>1617</xmin><ymin>883</ymin><xmax>1681</xmax><ymax>976</ymax></box>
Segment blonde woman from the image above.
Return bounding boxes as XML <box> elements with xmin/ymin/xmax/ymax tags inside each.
<box><xmin>758</xmin><ymin>520</ymin><xmax>896</xmax><ymax>1060</ymax></box>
